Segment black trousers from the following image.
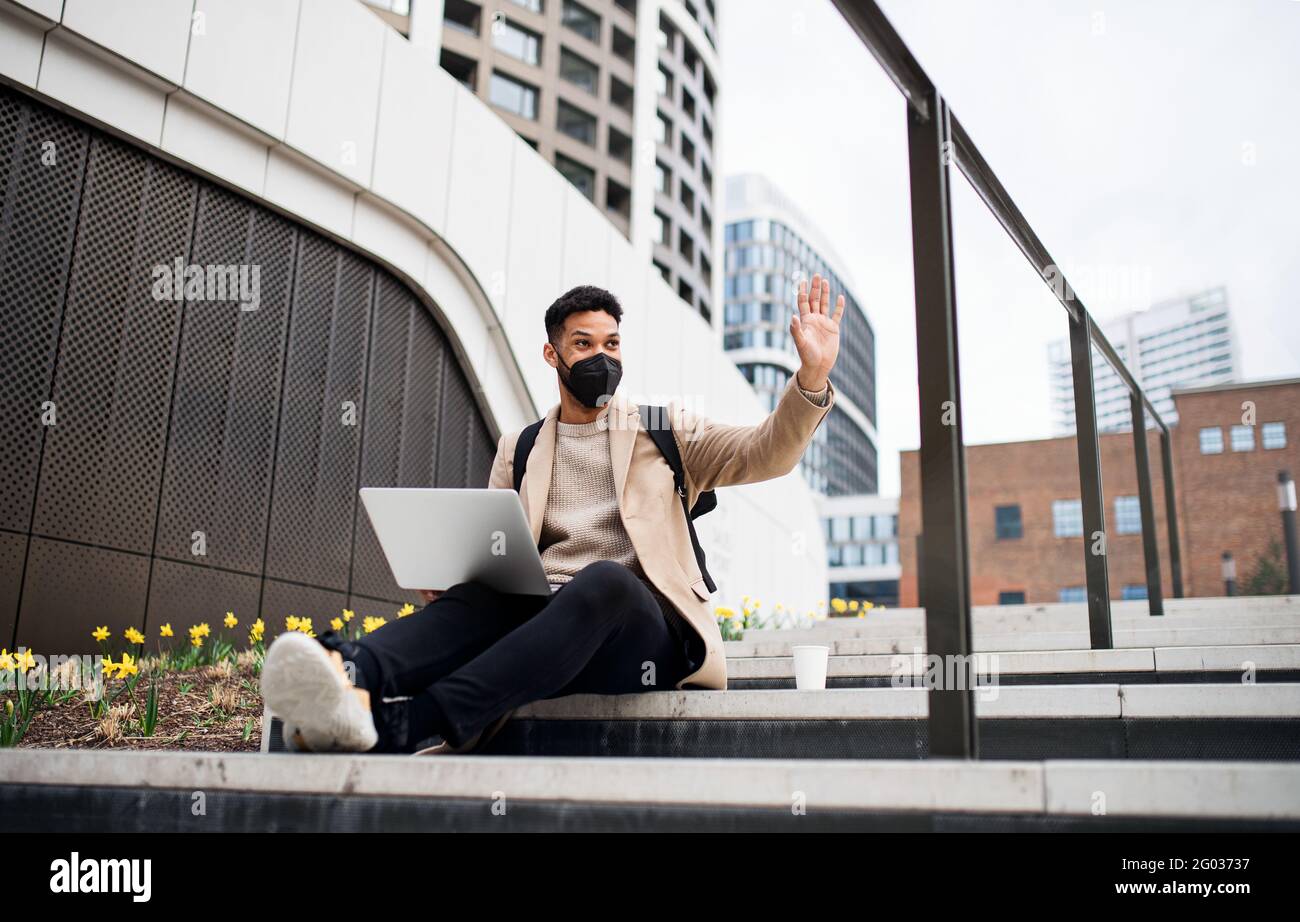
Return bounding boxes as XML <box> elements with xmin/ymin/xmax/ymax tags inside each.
<box><xmin>343</xmin><ymin>560</ymin><xmax>696</xmax><ymax>751</ymax></box>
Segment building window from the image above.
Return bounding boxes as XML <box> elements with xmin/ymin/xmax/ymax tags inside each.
<box><xmin>656</xmin><ymin>111</ymin><xmax>672</xmax><ymax>145</ymax></box>
<box><xmin>1122</xmin><ymin>584</ymin><xmax>1149</xmax><ymax>600</ymax></box>
<box><xmin>656</xmin><ymin>65</ymin><xmax>672</xmax><ymax>99</ymax></box>
<box><xmin>559</xmin><ymin>47</ymin><xmax>598</xmax><ymax>94</ymax></box>
<box><xmin>652</xmin><ymin>210</ymin><xmax>670</xmax><ymax>245</ymax></box>
<box><xmin>1052</xmin><ymin>499</ymin><xmax>1083</xmax><ymax>538</ymax></box>
<box><xmin>554</xmin><ymin>153</ymin><xmax>595</xmax><ymax>201</ymax></box>
<box><xmin>994</xmin><ymin>504</ymin><xmax>1022</xmax><ymax>540</ymax></box>
<box><xmin>488</xmin><ymin>71</ymin><xmax>538</xmax><ymax>119</ymax></box>
<box><xmin>556</xmin><ymin>99</ymin><xmax>597</xmax><ymax>146</ymax></box>
<box><xmin>655</xmin><ymin>161</ymin><xmax>671</xmax><ymax>194</ymax></box>
<box><xmin>1263</xmin><ymin>421</ymin><xmax>1287</xmax><ymax>450</ymax></box>
<box><xmin>874</xmin><ymin>514</ymin><xmax>896</xmax><ymax>538</ymax></box>
<box><xmin>679</xmin><ymin>180</ymin><xmax>694</xmax><ymax>216</ymax></box>
<box><xmin>492</xmin><ymin>17</ymin><xmax>541</xmax><ymax>65</ymax></box>
<box><xmin>831</xmin><ymin>517</ymin><xmax>850</xmax><ymax>542</ymax></box>
<box><xmin>1199</xmin><ymin>426</ymin><xmax>1223</xmax><ymax>454</ymax></box>
<box><xmin>1230</xmin><ymin>424</ymin><xmax>1254</xmax><ymax>452</ymax></box>
<box><xmin>998</xmin><ymin>591</ymin><xmax>1026</xmax><ymax>605</ymax></box>
<box><xmin>561</xmin><ymin>0</ymin><xmax>600</xmax><ymax>42</ymax></box>
<box><xmin>1058</xmin><ymin>586</ymin><xmax>1086</xmax><ymax>603</ymax></box>
<box><xmin>678</xmin><ymin>229</ymin><xmax>693</xmax><ymax>264</ymax></box>
<box><xmin>509</xmin><ymin>0</ymin><xmax>542</xmax><ymax>11</ymax></box>
<box><xmin>1114</xmin><ymin>495</ymin><xmax>1141</xmax><ymax>535</ymax></box>
<box><xmin>851</xmin><ymin>515</ymin><xmax>871</xmax><ymax>540</ymax></box>
<box><xmin>444</xmin><ymin>0</ymin><xmax>481</xmax><ymax>35</ymax></box>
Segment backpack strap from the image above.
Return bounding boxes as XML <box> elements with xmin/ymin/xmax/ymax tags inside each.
<box><xmin>638</xmin><ymin>405</ymin><xmax>718</xmax><ymax>594</ymax></box>
<box><xmin>512</xmin><ymin>418</ymin><xmax>545</xmax><ymax>493</ymax></box>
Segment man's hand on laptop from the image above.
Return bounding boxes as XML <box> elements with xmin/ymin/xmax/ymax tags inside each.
<box><xmin>418</xmin><ymin>589</ymin><xmax>442</xmax><ymax>603</ymax></box>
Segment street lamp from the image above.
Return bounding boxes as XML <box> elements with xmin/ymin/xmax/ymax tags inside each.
<box><xmin>1280</xmin><ymin>470</ymin><xmax>1300</xmax><ymax>595</ymax></box>
<box><xmin>1221</xmin><ymin>551</ymin><xmax>1236</xmax><ymax>597</ymax></box>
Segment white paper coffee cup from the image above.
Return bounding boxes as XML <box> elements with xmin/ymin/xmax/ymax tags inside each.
<box><xmin>791</xmin><ymin>644</ymin><xmax>830</xmax><ymax>690</ymax></box>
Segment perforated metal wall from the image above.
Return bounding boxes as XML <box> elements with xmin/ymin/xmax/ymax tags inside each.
<box><xmin>0</xmin><ymin>87</ymin><xmax>498</xmax><ymax>652</ymax></box>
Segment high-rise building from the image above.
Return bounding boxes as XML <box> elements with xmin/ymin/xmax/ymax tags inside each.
<box><xmin>723</xmin><ymin>173</ymin><xmax>896</xmax><ymax>605</ymax></box>
<box><xmin>1047</xmin><ymin>286</ymin><xmax>1239</xmax><ymax>434</ymax></box>
<box><xmin>364</xmin><ymin>0</ymin><xmax>722</xmax><ymax>323</ymax></box>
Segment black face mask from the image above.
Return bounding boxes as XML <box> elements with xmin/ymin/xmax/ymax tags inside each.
<box><xmin>555</xmin><ymin>351</ymin><xmax>623</xmax><ymax>408</ymax></box>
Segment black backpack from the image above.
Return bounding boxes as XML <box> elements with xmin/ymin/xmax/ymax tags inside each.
<box><xmin>511</xmin><ymin>404</ymin><xmax>718</xmax><ymax>593</ymax></box>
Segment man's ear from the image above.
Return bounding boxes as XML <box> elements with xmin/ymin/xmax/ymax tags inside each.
<box><xmin>542</xmin><ymin>340</ymin><xmax>558</xmax><ymax>369</ymax></box>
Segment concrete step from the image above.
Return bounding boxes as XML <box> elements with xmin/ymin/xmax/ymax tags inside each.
<box><xmin>726</xmin><ymin>626</ymin><xmax>1300</xmax><ymax>657</ymax></box>
<box><xmin>727</xmin><ymin>644</ymin><xmax>1300</xmax><ymax>687</ymax></box>
<box><xmin>3</xmin><ymin>748</ymin><xmax>1298</xmax><ymax>831</ymax></box>
<box><xmin>261</xmin><ymin>683</ymin><xmax>1300</xmax><ymax>761</ymax></box>
<box><xmin>754</xmin><ymin>595</ymin><xmax>1300</xmax><ymax>643</ymax></box>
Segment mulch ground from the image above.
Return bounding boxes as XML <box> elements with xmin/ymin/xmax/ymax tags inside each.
<box><xmin>13</xmin><ymin>653</ymin><xmax>264</xmax><ymax>753</ymax></box>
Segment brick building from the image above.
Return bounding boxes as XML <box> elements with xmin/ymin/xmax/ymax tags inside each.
<box><xmin>1169</xmin><ymin>378</ymin><xmax>1300</xmax><ymax>597</ymax></box>
<box><xmin>898</xmin><ymin>377</ymin><xmax>1298</xmax><ymax>607</ymax></box>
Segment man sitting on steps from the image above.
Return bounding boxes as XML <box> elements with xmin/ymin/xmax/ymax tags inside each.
<box><xmin>261</xmin><ymin>277</ymin><xmax>843</xmax><ymax>755</ymax></box>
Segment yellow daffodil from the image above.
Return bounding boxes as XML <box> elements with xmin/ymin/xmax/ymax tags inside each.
<box><xmin>849</xmin><ymin>600</ymin><xmax>859</xmax><ymax>611</ymax></box>
<box><xmin>363</xmin><ymin>616</ymin><xmax>386</xmax><ymax>634</ymax></box>
<box><xmin>189</xmin><ymin>622</ymin><xmax>210</xmax><ymax>638</ymax></box>
<box><xmin>117</xmin><ymin>653</ymin><xmax>138</xmax><ymax>678</ymax></box>
<box><xmin>12</xmin><ymin>649</ymin><xmax>34</xmax><ymax>672</ymax></box>
<box><xmin>101</xmin><ymin>656</ymin><xmax>118</xmax><ymax>678</ymax></box>
<box><xmin>0</xmin><ymin>649</ymin><xmax>15</xmax><ymax>671</ymax></box>
<box><xmin>713</xmin><ymin>606</ymin><xmax>735</xmax><ymax>619</ymax></box>
<box><xmin>330</xmin><ymin>617</ymin><xmax>344</xmax><ymax>631</ymax></box>
<box><xmin>224</xmin><ymin>612</ymin><xmax>238</xmax><ymax>629</ymax></box>
<box><xmin>830</xmin><ymin>598</ymin><xmax>848</xmax><ymax>614</ymax></box>
<box><xmin>191</xmin><ymin>636</ymin><xmax>203</xmax><ymax>648</ymax></box>
<box><xmin>342</xmin><ymin>609</ymin><xmax>355</xmax><ymax>622</ymax></box>
<box><xmin>285</xmin><ymin>615</ymin><xmax>301</xmax><ymax>632</ymax></box>
<box><xmin>159</xmin><ymin>623</ymin><xmax>174</xmax><ymax>638</ymax></box>
<box><xmin>92</xmin><ymin>626</ymin><xmax>110</xmax><ymax>642</ymax></box>
<box><xmin>124</xmin><ymin>627</ymin><xmax>145</xmax><ymax>645</ymax></box>
<box><xmin>397</xmin><ymin>603</ymin><xmax>415</xmax><ymax>617</ymax></box>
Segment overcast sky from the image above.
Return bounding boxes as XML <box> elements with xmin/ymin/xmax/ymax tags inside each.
<box><xmin>718</xmin><ymin>0</ymin><xmax>1300</xmax><ymax>496</ymax></box>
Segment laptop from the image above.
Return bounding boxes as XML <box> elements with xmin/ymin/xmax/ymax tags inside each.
<box><xmin>359</xmin><ymin>487</ymin><xmax>552</xmax><ymax>596</ymax></box>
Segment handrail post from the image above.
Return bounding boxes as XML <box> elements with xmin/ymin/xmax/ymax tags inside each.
<box><xmin>1160</xmin><ymin>428</ymin><xmax>1184</xmax><ymax>598</ymax></box>
<box><xmin>1069</xmin><ymin>311</ymin><xmax>1113</xmax><ymax>647</ymax></box>
<box><xmin>1130</xmin><ymin>394</ymin><xmax>1164</xmax><ymax>616</ymax></box>
<box><xmin>907</xmin><ymin>89</ymin><xmax>977</xmax><ymax>759</ymax></box>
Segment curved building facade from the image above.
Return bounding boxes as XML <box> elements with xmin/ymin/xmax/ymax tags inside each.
<box><xmin>0</xmin><ymin>86</ymin><xmax>496</xmax><ymax>652</ymax></box>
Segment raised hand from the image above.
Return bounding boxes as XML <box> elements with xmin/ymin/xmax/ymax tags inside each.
<box><xmin>789</xmin><ymin>273</ymin><xmax>845</xmax><ymax>392</ymax></box>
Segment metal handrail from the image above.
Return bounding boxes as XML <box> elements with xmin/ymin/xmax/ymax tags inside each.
<box><xmin>831</xmin><ymin>0</ymin><xmax>1184</xmax><ymax>758</ymax></box>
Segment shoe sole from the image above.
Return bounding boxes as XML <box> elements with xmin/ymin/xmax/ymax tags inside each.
<box><xmin>411</xmin><ymin>709</ymin><xmax>513</xmax><ymax>756</ymax></box>
<box><xmin>261</xmin><ymin>632</ymin><xmax>377</xmax><ymax>752</ymax></box>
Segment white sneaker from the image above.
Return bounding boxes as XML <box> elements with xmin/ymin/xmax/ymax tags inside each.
<box><xmin>261</xmin><ymin>632</ymin><xmax>378</xmax><ymax>752</ymax></box>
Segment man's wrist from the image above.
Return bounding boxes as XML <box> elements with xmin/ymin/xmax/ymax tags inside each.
<box><xmin>796</xmin><ymin>369</ymin><xmax>828</xmax><ymax>393</ymax></box>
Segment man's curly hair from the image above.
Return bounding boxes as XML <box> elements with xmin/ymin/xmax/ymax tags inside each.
<box><xmin>544</xmin><ymin>285</ymin><xmax>623</xmax><ymax>345</ymax></box>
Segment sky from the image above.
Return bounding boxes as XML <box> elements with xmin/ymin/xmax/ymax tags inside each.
<box><xmin>717</xmin><ymin>0</ymin><xmax>1300</xmax><ymax>496</ymax></box>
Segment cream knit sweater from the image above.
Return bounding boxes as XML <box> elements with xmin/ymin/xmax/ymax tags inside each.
<box><xmin>537</xmin><ymin>385</ymin><xmax>831</xmax><ymax>672</ymax></box>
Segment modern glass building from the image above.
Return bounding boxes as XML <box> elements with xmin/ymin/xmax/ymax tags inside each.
<box><xmin>723</xmin><ymin>173</ymin><xmax>878</xmax><ymax>496</ymax></box>
<box><xmin>723</xmin><ymin>173</ymin><xmax>895</xmax><ymax>606</ymax></box>
<box><xmin>1048</xmin><ymin>286</ymin><xmax>1239</xmax><ymax>434</ymax></box>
